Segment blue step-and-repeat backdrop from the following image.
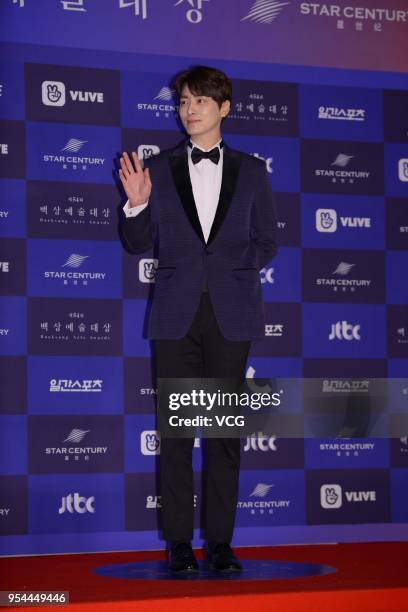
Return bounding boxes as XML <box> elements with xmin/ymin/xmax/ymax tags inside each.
<box><xmin>0</xmin><ymin>0</ymin><xmax>408</xmax><ymax>555</ymax></box>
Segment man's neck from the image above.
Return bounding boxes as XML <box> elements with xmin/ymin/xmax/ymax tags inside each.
<box><xmin>190</xmin><ymin>134</ymin><xmax>222</xmax><ymax>151</ymax></box>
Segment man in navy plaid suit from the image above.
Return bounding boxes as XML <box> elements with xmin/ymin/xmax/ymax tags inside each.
<box><xmin>119</xmin><ymin>66</ymin><xmax>277</xmax><ymax>572</ymax></box>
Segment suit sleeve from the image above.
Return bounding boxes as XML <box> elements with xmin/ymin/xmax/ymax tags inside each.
<box><xmin>250</xmin><ymin>162</ymin><xmax>278</xmax><ymax>270</ymax></box>
<box><xmin>118</xmin><ymin>160</ymin><xmax>155</xmax><ymax>254</ymax></box>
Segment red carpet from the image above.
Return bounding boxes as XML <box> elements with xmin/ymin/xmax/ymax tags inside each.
<box><xmin>1</xmin><ymin>542</ymin><xmax>408</xmax><ymax>611</ymax></box>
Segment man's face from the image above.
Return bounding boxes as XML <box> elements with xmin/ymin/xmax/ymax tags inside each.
<box><xmin>178</xmin><ymin>84</ymin><xmax>230</xmax><ymax>141</ymax></box>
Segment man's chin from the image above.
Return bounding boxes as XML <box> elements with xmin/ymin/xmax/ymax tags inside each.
<box><xmin>186</xmin><ymin>126</ymin><xmax>203</xmax><ymax>136</ymax></box>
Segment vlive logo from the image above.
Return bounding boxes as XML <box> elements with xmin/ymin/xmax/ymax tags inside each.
<box><xmin>140</xmin><ymin>430</ymin><xmax>199</xmax><ymax>455</ymax></box>
<box><xmin>252</xmin><ymin>153</ymin><xmax>273</xmax><ymax>173</ymax></box>
<box><xmin>140</xmin><ymin>430</ymin><xmax>161</xmax><ymax>456</ymax></box>
<box><xmin>315</xmin><ymin>153</ymin><xmax>370</xmax><ymax>185</ymax></box>
<box><xmin>137</xmin><ymin>144</ymin><xmax>160</xmax><ymax>160</ymax></box>
<box><xmin>320</xmin><ymin>483</ymin><xmax>376</xmax><ymax>509</ymax></box>
<box><xmin>0</xmin><ymin>144</ymin><xmax>9</xmax><ymax>155</ymax></box>
<box><xmin>316</xmin><ymin>209</ymin><xmax>337</xmax><ymax>232</ymax></box>
<box><xmin>398</xmin><ymin>159</ymin><xmax>408</xmax><ymax>182</ymax></box>
<box><xmin>43</xmin><ymin>253</ymin><xmax>106</xmax><ymax>287</ymax></box>
<box><xmin>43</xmin><ymin>139</ymin><xmax>105</xmax><ymax>172</ymax></box>
<box><xmin>58</xmin><ymin>492</ymin><xmax>95</xmax><ymax>514</ymax></box>
<box><xmin>329</xmin><ymin>321</ymin><xmax>361</xmax><ymax>341</ymax></box>
<box><xmin>42</xmin><ymin>80</ymin><xmax>104</xmax><ymax>107</ymax></box>
<box><xmin>316</xmin><ymin>261</ymin><xmax>371</xmax><ymax>294</ymax></box>
<box><xmin>320</xmin><ymin>483</ymin><xmax>342</xmax><ymax>508</ymax></box>
<box><xmin>42</xmin><ymin>81</ymin><xmax>66</xmax><ymax>107</ymax></box>
<box><xmin>243</xmin><ymin>434</ymin><xmax>277</xmax><ymax>451</ymax></box>
<box><xmin>139</xmin><ymin>258</ymin><xmax>158</xmax><ymax>283</ymax></box>
<box><xmin>241</xmin><ymin>0</ymin><xmax>290</xmax><ymax>24</ymax></box>
<box><xmin>316</xmin><ymin>209</ymin><xmax>371</xmax><ymax>232</ymax></box>
<box><xmin>0</xmin><ymin>261</ymin><xmax>10</xmax><ymax>272</ymax></box>
<box><xmin>318</xmin><ymin>107</ymin><xmax>365</xmax><ymax>122</ymax></box>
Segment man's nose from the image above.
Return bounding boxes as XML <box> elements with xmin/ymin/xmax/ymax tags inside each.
<box><xmin>187</xmin><ymin>101</ymin><xmax>197</xmax><ymax>114</ymax></box>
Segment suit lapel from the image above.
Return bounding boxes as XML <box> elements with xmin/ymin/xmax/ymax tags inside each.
<box><xmin>207</xmin><ymin>144</ymin><xmax>241</xmax><ymax>245</ymax></box>
<box><xmin>169</xmin><ymin>142</ymin><xmax>205</xmax><ymax>244</ymax></box>
<box><xmin>168</xmin><ymin>140</ymin><xmax>241</xmax><ymax>245</ymax></box>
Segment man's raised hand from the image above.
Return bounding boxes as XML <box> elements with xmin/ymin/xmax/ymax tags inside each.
<box><xmin>119</xmin><ymin>151</ymin><xmax>152</xmax><ymax>207</ymax></box>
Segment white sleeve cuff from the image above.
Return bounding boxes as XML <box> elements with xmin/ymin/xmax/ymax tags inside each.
<box><xmin>123</xmin><ymin>200</ymin><xmax>149</xmax><ymax>218</ymax></box>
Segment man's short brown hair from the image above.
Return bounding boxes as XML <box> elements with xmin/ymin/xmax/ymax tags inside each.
<box><xmin>174</xmin><ymin>66</ymin><xmax>232</xmax><ymax>107</ymax></box>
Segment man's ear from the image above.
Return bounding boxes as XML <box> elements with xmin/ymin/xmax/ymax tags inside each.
<box><xmin>220</xmin><ymin>99</ymin><xmax>231</xmax><ymax>118</ymax></box>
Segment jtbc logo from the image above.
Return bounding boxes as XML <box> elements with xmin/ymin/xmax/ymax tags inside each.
<box><xmin>58</xmin><ymin>492</ymin><xmax>95</xmax><ymax>514</ymax></box>
<box><xmin>253</xmin><ymin>153</ymin><xmax>273</xmax><ymax>174</ymax></box>
<box><xmin>260</xmin><ymin>267</ymin><xmax>274</xmax><ymax>284</ymax></box>
<box><xmin>329</xmin><ymin>320</ymin><xmax>361</xmax><ymax>341</ymax></box>
<box><xmin>243</xmin><ymin>435</ymin><xmax>277</xmax><ymax>452</ymax></box>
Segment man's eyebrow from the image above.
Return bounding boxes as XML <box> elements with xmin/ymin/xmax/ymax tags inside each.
<box><xmin>180</xmin><ymin>93</ymin><xmax>207</xmax><ymax>98</ymax></box>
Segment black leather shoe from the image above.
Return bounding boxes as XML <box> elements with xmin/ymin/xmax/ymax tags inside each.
<box><xmin>169</xmin><ymin>542</ymin><xmax>198</xmax><ymax>572</ymax></box>
<box><xmin>207</xmin><ymin>543</ymin><xmax>242</xmax><ymax>572</ymax></box>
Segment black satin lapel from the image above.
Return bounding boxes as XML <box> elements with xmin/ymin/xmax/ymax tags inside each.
<box><xmin>207</xmin><ymin>148</ymin><xmax>241</xmax><ymax>245</ymax></box>
<box><xmin>169</xmin><ymin>151</ymin><xmax>205</xmax><ymax>244</ymax></box>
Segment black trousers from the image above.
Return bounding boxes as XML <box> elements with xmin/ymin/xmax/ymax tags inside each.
<box><xmin>155</xmin><ymin>293</ymin><xmax>250</xmax><ymax>543</ymax></box>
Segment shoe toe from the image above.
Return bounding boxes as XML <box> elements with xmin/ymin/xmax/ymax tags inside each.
<box><xmin>169</xmin><ymin>544</ymin><xmax>199</xmax><ymax>572</ymax></box>
<box><xmin>208</xmin><ymin>545</ymin><xmax>242</xmax><ymax>572</ymax></box>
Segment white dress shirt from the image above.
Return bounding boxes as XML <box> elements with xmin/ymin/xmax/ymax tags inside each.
<box><xmin>123</xmin><ymin>139</ymin><xmax>223</xmax><ymax>244</ymax></box>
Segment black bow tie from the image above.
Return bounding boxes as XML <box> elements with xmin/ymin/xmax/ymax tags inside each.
<box><xmin>191</xmin><ymin>145</ymin><xmax>221</xmax><ymax>165</ymax></box>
